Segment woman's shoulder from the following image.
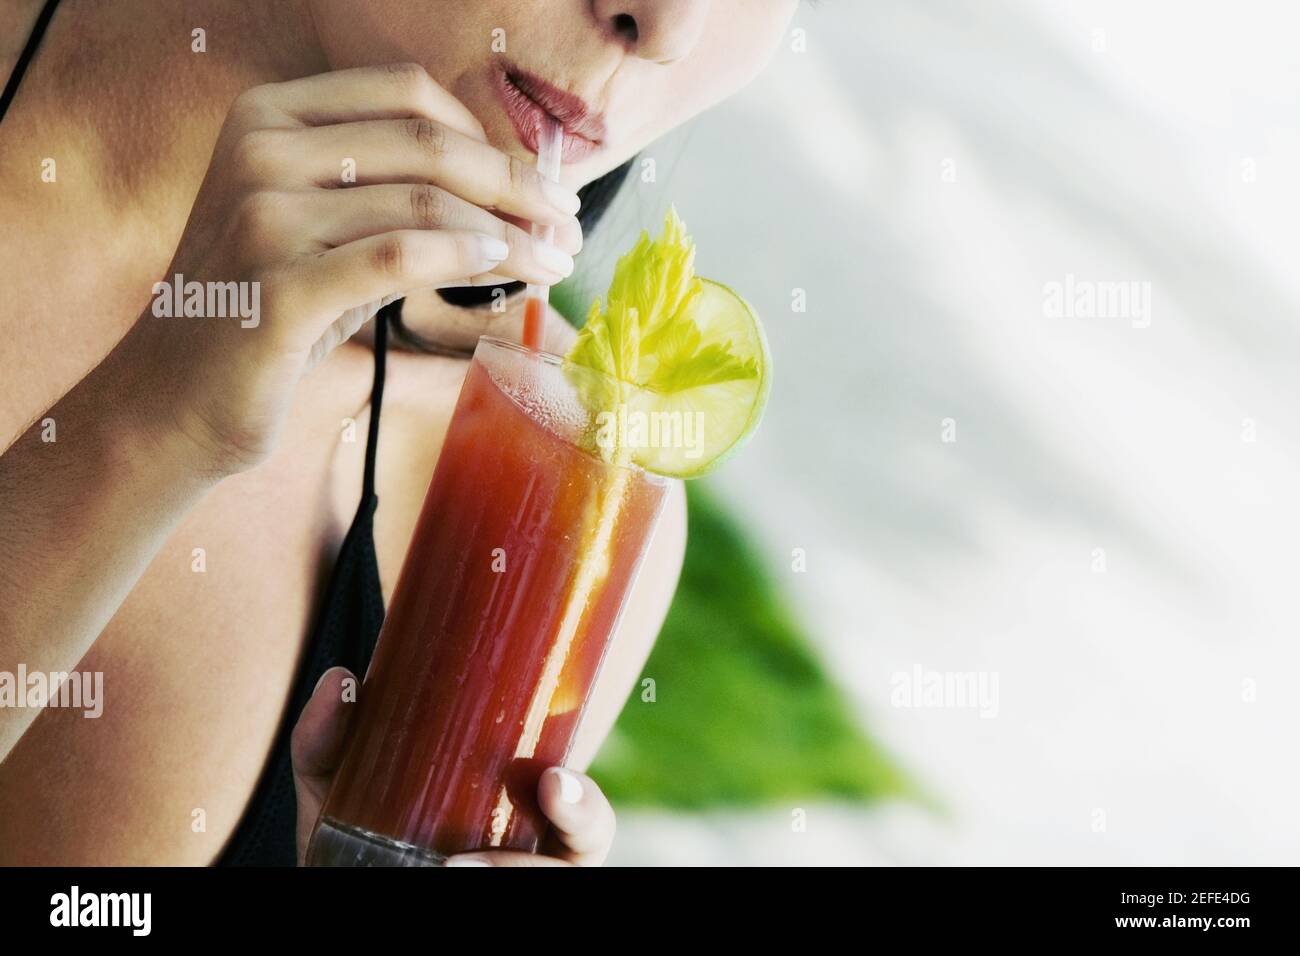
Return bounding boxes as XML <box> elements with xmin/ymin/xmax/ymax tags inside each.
<box><xmin>0</xmin><ymin>1</ymin><xmax>46</xmax><ymax>71</ymax></box>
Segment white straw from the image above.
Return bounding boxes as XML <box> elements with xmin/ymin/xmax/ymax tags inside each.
<box><xmin>523</xmin><ymin>117</ymin><xmax>564</xmax><ymax>343</ymax></box>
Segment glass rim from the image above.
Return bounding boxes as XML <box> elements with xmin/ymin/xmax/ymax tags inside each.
<box><xmin>475</xmin><ymin>334</ymin><xmax>637</xmax><ymax>391</ymax></box>
<box><xmin>476</xmin><ymin>334</ymin><xmax>567</xmax><ymax>367</ymax></box>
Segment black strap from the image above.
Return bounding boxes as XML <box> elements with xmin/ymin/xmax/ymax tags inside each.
<box><xmin>363</xmin><ymin>302</ymin><xmax>392</xmax><ymax>500</ymax></box>
<box><xmin>0</xmin><ymin>0</ymin><xmax>60</xmax><ymax>124</ymax></box>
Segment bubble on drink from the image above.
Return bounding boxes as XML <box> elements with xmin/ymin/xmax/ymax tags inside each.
<box><xmin>486</xmin><ymin>342</ymin><xmax>591</xmax><ymax>439</ymax></box>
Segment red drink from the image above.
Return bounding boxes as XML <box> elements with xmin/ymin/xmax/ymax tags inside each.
<box><xmin>307</xmin><ymin>336</ymin><xmax>668</xmax><ymax>865</ymax></box>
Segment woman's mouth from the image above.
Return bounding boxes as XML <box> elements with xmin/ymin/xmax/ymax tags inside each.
<box><xmin>495</xmin><ymin>65</ymin><xmax>605</xmax><ymax>165</ymax></box>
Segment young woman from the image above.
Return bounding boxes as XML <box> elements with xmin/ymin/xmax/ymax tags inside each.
<box><xmin>0</xmin><ymin>0</ymin><xmax>796</xmax><ymax>865</ymax></box>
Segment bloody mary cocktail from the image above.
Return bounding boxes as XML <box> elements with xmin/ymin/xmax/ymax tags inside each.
<box><xmin>306</xmin><ymin>336</ymin><xmax>668</xmax><ymax>866</ymax></box>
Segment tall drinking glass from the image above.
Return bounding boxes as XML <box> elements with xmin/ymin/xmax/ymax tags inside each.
<box><xmin>306</xmin><ymin>336</ymin><xmax>669</xmax><ymax>866</ymax></box>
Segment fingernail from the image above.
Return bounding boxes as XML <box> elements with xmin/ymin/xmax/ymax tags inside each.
<box><xmin>533</xmin><ymin>240</ymin><xmax>574</xmax><ymax>277</ymax></box>
<box><xmin>445</xmin><ymin>856</ymin><xmax>492</xmax><ymax>867</ymax></box>
<box><xmin>478</xmin><ymin>234</ymin><xmax>511</xmax><ymax>263</ymax></box>
<box><xmin>541</xmin><ymin>179</ymin><xmax>581</xmax><ymax>216</ymax></box>
<box><xmin>553</xmin><ymin>768</ymin><xmax>584</xmax><ymax>804</ymax></box>
<box><xmin>312</xmin><ymin>668</ymin><xmax>333</xmax><ymax>696</ymax></box>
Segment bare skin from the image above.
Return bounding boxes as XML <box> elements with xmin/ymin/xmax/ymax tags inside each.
<box><xmin>0</xmin><ymin>0</ymin><xmax>794</xmax><ymax>864</ymax></box>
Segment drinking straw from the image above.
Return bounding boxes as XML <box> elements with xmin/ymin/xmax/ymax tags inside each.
<box><xmin>522</xmin><ymin>117</ymin><xmax>564</xmax><ymax>350</ymax></box>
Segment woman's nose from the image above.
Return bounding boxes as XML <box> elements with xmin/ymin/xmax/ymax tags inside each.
<box><xmin>592</xmin><ymin>0</ymin><xmax>710</xmax><ymax>65</ymax></box>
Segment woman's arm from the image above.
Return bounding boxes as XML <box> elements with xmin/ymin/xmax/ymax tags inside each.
<box><xmin>0</xmin><ymin>329</ymin><xmax>216</xmax><ymax>759</ymax></box>
<box><xmin>0</xmin><ymin>63</ymin><xmax>583</xmax><ymax>764</ymax></box>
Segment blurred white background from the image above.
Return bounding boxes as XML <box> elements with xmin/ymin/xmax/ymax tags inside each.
<box><xmin>593</xmin><ymin>0</ymin><xmax>1300</xmax><ymax>865</ymax></box>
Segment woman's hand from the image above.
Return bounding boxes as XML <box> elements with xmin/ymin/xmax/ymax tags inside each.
<box><xmin>292</xmin><ymin>667</ymin><xmax>617</xmax><ymax>867</ymax></box>
<box><xmin>127</xmin><ymin>63</ymin><xmax>582</xmax><ymax>478</ymax></box>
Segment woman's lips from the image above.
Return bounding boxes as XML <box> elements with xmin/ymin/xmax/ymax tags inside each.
<box><xmin>495</xmin><ymin>66</ymin><xmax>605</xmax><ymax>165</ymax></box>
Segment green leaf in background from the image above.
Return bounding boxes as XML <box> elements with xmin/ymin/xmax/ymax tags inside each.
<box><xmin>590</xmin><ymin>483</ymin><xmax>911</xmax><ymax>808</ymax></box>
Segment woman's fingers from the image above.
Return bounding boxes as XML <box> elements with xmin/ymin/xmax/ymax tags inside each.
<box><xmin>300</xmin><ymin>184</ymin><xmax>577</xmax><ymax>284</ymax></box>
<box><xmin>290</xmin><ymin>666</ymin><xmax>358</xmax><ymax>864</ymax></box>
<box><xmin>444</xmin><ymin>852</ymin><xmax>573</xmax><ymax>867</ymax></box>
<box><xmin>281</xmin><ymin>229</ymin><xmax>512</xmax><ymax>346</ymax></box>
<box><xmin>236</xmin><ymin>62</ymin><xmax>488</xmax><ymax>142</ymax></box>
<box><xmin>271</xmin><ymin>118</ymin><xmax>580</xmax><ymax>226</ymax></box>
<box><xmin>539</xmin><ymin>768</ymin><xmax>618</xmax><ymax>866</ymax></box>
<box><xmin>500</xmin><ymin>211</ymin><xmax>584</xmax><ymax>257</ymax></box>
<box><xmin>442</xmin><ymin>768</ymin><xmax>614</xmax><ymax>867</ymax></box>
<box><xmin>536</xmin><ymin>768</ymin><xmax>616</xmax><ymax>865</ymax></box>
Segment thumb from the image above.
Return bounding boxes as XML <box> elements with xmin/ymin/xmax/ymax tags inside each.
<box><xmin>291</xmin><ymin>666</ymin><xmax>358</xmax><ymax>864</ymax></box>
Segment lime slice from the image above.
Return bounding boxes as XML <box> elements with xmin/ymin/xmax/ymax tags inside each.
<box><xmin>565</xmin><ymin>209</ymin><xmax>770</xmax><ymax>478</ymax></box>
<box><xmin>621</xmin><ymin>279</ymin><xmax>769</xmax><ymax>477</ymax></box>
